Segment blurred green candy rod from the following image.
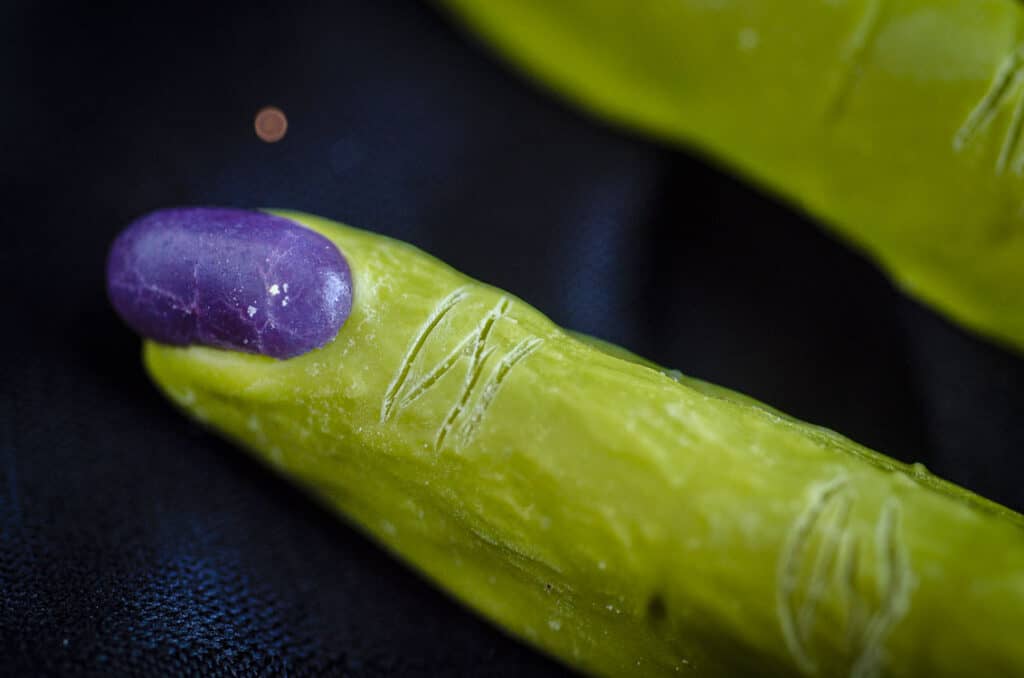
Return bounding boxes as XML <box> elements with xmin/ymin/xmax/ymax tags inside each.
<box><xmin>442</xmin><ymin>0</ymin><xmax>1024</xmax><ymax>354</ymax></box>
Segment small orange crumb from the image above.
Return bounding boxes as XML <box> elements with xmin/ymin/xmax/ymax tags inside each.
<box><xmin>254</xmin><ymin>106</ymin><xmax>287</xmax><ymax>143</ymax></box>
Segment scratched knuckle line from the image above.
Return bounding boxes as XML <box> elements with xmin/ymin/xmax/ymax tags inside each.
<box><xmin>396</xmin><ymin>331</ymin><xmax>476</xmax><ymax>412</ymax></box>
<box><xmin>457</xmin><ymin>336</ymin><xmax>544</xmax><ymax>450</ymax></box>
<box><xmin>778</xmin><ymin>476</ymin><xmax>850</xmax><ymax>674</ymax></box>
<box><xmin>851</xmin><ymin>499</ymin><xmax>912</xmax><ymax>678</ymax></box>
<box><xmin>827</xmin><ymin>0</ymin><xmax>886</xmax><ymax>121</ymax></box>
<box><xmin>954</xmin><ymin>43</ymin><xmax>1024</xmax><ymax>175</ymax></box>
<box><xmin>796</xmin><ymin>492</ymin><xmax>853</xmax><ymax>647</ymax></box>
<box><xmin>432</xmin><ymin>297</ymin><xmax>508</xmax><ymax>450</ymax></box>
<box><xmin>381</xmin><ymin>287</ymin><xmax>468</xmax><ymax>423</ymax></box>
<box><xmin>434</xmin><ymin>298</ymin><xmax>505</xmax><ymax>449</ymax></box>
<box><xmin>777</xmin><ymin>478</ymin><xmax>913</xmax><ymax>677</ymax></box>
<box><xmin>381</xmin><ymin>291</ymin><xmax>542</xmax><ymax>451</ymax></box>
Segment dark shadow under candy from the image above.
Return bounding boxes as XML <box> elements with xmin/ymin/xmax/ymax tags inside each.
<box><xmin>106</xmin><ymin>207</ymin><xmax>353</xmax><ymax>360</ymax></box>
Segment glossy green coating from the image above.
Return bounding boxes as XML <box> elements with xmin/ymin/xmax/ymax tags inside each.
<box><xmin>144</xmin><ymin>212</ymin><xmax>1024</xmax><ymax>677</ymax></box>
<box><xmin>441</xmin><ymin>0</ymin><xmax>1024</xmax><ymax>353</ymax></box>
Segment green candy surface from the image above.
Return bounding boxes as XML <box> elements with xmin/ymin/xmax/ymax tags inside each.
<box><xmin>144</xmin><ymin>212</ymin><xmax>1024</xmax><ymax>677</ymax></box>
<box><xmin>441</xmin><ymin>0</ymin><xmax>1024</xmax><ymax>353</ymax></box>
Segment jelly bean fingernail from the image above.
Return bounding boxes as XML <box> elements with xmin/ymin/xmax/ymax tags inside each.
<box><xmin>107</xmin><ymin>207</ymin><xmax>353</xmax><ymax>360</ymax></box>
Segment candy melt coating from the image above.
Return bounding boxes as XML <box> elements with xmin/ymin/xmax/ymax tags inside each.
<box><xmin>106</xmin><ymin>208</ymin><xmax>352</xmax><ymax>359</ymax></box>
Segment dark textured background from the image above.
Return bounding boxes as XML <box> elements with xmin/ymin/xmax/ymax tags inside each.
<box><xmin>3</xmin><ymin>0</ymin><xmax>1023</xmax><ymax>675</ymax></box>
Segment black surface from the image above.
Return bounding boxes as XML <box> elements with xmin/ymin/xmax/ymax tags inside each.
<box><xmin>4</xmin><ymin>0</ymin><xmax>1023</xmax><ymax>675</ymax></box>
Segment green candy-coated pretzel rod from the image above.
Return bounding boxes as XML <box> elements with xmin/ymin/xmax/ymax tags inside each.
<box><xmin>144</xmin><ymin>211</ymin><xmax>1024</xmax><ymax>677</ymax></box>
<box><xmin>440</xmin><ymin>0</ymin><xmax>1024</xmax><ymax>354</ymax></box>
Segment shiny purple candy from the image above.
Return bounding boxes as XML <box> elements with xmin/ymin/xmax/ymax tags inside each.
<box><xmin>107</xmin><ymin>208</ymin><xmax>353</xmax><ymax>359</ymax></box>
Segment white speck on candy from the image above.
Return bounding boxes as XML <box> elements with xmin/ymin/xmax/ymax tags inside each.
<box><xmin>247</xmin><ymin>305</ymin><xmax>257</xmax><ymax>317</ymax></box>
<box><xmin>738</xmin><ymin>27</ymin><xmax>759</xmax><ymax>51</ymax></box>
<box><xmin>268</xmin><ymin>283</ymin><xmax>280</xmax><ymax>296</ymax></box>
<box><xmin>548</xmin><ymin>620</ymin><xmax>561</xmax><ymax>631</ymax></box>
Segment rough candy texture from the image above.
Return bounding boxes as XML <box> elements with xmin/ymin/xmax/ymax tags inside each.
<box><xmin>107</xmin><ymin>207</ymin><xmax>352</xmax><ymax>359</ymax></box>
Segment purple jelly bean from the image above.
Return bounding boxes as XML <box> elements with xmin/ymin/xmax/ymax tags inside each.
<box><xmin>106</xmin><ymin>207</ymin><xmax>353</xmax><ymax>360</ymax></box>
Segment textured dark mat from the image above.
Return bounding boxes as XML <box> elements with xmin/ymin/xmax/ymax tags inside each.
<box><xmin>3</xmin><ymin>0</ymin><xmax>1022</xmax><ymax>674</ymax></box>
